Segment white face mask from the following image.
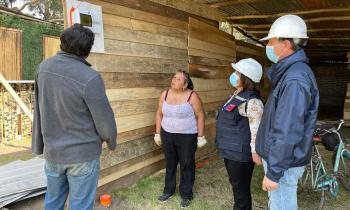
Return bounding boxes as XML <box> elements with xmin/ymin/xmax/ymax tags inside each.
<box><xmin>266</xmin><ymin>41</ymin><xmax>289</xmax><ymax>63</ymax></box>
<box><xmin>229</xmin><ymin>73</ymin><xmax>240</xmax><ymax>87</ymax></box>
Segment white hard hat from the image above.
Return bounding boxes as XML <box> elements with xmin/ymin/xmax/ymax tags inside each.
<box><xmin>260</xmin><ymin>15</ymin><xmax>308</xmax><ymax>41</ymax></box>
<box><xmin>231</xmin><ymin>58</ymin><xmax>263</xmax><ymax>83</ymax></box>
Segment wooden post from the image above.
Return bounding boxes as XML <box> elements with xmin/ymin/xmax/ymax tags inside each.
<box><xmin>0</xmin><ymin>73</ymin><xmax>33</xmax><ymax>121</ymax></box>
<box><xmin>62</xmin><ymin>0</ymin><xmax>68</xmax><ymax>29</ymax></box>
<box><xmin>345</xmin><ymin>83</ymin><xmax>350</xmax><ymax>125</ymax></box>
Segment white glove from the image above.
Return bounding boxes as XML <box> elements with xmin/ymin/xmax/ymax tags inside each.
<box><xmin>154</xmin><ymin>133</ymin><xmax>161</xmax><ymax>146</ymax></box>
<box><xmin>197</xmin><ymin>136</ymin><xmax>207</xmax><ymax>148</ymax></box>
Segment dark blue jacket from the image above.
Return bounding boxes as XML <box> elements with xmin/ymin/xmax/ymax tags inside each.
<box><xmin>216</xmin><ymin>90</ymin><xmax>260</xmax><ymax>162</ymax></box>
<box><xmin>256</xmin><ymin>49</ymin><xmax>319</xmax><ymax>182</ymax></box>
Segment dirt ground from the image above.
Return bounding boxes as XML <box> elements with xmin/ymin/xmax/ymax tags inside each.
<box><xmin>0</xmin><ymin>137</ymin><xmax>35</xmax><ymax>166</ymax></box>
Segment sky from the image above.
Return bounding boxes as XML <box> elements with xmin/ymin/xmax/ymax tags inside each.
<box><xmin>12</xmin><ymin>0</ymin><xmax>41</xmax><ymax>18</ymax></box>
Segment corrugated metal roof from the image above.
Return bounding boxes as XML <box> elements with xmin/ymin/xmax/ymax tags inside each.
<box><xmin>0</xmin><ymin>157</ymin><xmax>46</xmax><ymax>208</ymax></box>
<box><xmin>202</xmin><ymin>0</ymin><xmax>350</xmax><ymax>61</ymax></box>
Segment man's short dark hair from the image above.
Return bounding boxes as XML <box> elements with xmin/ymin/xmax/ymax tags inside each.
<box><xmin>60</xmin><ymin>24</ymin><xmax>95</xmax><ymax>57</ymax></box>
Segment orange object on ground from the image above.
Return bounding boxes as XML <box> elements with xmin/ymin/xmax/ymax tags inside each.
<box><xmin>100</xmin><ymin>194</ymin><xmax>111</xmax><ymax>207</ymax></box>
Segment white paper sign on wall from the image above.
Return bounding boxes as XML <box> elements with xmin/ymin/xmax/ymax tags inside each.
<box><xmin>66</xmin><ymin>0</ymin><xmax>105</xmax><ymax>53</ymax></box>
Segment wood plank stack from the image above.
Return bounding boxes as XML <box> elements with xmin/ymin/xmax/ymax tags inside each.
<box><xmin>344</xmin><ymin>83</ymin><xmax>350</xmax><ymax>126</ymax></box>
<box><xmin>0</xmin><ymin>83</ymin><xmax>34</xmax><ymax>142</ymax></box>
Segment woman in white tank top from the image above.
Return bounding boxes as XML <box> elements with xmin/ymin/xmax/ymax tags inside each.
<box><xmin>153</xmin><ymin>70</ymin><xmax>206</xmax><ymax>208</ymax></box>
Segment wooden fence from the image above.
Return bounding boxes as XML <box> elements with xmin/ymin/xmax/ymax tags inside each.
<box><xmin>0</xmin><ymin>27</ymin><xmax>22</xmax><ymax>80</ymax></box>
<box><xmin>43</xmin><ymin>35</ymin><xmax>60</xmax><ymax>59</ymax></box>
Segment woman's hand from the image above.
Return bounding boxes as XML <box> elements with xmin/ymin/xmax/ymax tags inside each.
<box><xmin>252</xmin><ymin>153</ymin><xmax>262</xmax><ymax>165</ymax></box>
<box><xmin>154</xmin><ymin>133</ymin><xmax>161</xmax><ymax>146</ymax></box>
<box><xmin>197</xmin><ymin>136</ymin><xmax>207</xmax><ymax>148</ymax></box>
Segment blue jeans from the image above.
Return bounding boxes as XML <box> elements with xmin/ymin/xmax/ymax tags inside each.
<box><xmin>44</xmin><ymin>159</ymin><xmax>100</xmax><ymax>210</ymax></box>
<box><xmin>262</xmin><ymin>160</ymin><xmax>304</xmax><ymax>210</ymax></box>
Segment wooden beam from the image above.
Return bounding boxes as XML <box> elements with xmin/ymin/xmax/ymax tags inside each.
<box><xmin>226</xmin><ymin>8</ymin><xmax>350</xmax><ymax>20</ymax></box>
<box><xmin>61</xmin><ymin>0</ymin><xmax>67</xmax><ymax>28</ymax></box>
<box><xmin>209</xmin><ymin>0</ymin><xmax>262</xmax><ymax>8</ymax></box>
<box><xmin>233</xmin><ymin>27</ymin><xmax>264</xmax><ymax>46</ymax></box>
<box><xmin>247</xmin><ymin>28</ymin><xmax>350</xmax><ymax>34</ymax></box>
<box><xmin>87</xmin><ymin>0</ymin><xmax>188</xmax><ymax>30</ymax></box>
<box><xmin>102</xmin><ymin>13</ymin><xmax>187</xmax><ymax>38</ymax></box>
<box><xmin>148</xmin><ymin>0</ymin><xmax>225</xmax><ymax>21</ymax></box>
<box><xmin>97</xmin><ymin>154</ymin><xmax>165</xmax><ymax>187</ymax></box>
<box><xmin>104</xmin><ymin>25</ymin><xmax>187</xmax><ymax>49</ymax></box>
<box><xmin>306</xmin><ymin>44</ymin><xmax>350</xmax><ymax>48</ymax></box>
<box><xmin>189</xmin><ymin>64</ymin><xmax>231</xmax><ymax>79</ymax></box>
<box><xmin>230</xmin><ymin>16</ymin><xmax>350</xmax><ymax>29</ymax></box>
<box><xmin>0</xmin><ymin>73</ymin><xmax>33</xmax><ymax>121</ymax></box>
<box><xmin>95</xmin><ymin>0</ymin><xmax>222</xmax><ymax>25</ymax></box>
<box><xmin>104</xmin><ymin>39</ymin><xmax>188</xmax><ymax>60</ymax></box>
<box><xmin>308</xmin><ymin>37</ymin><xmax>350</xmax><ymax>41</ymax></box>
<box><xmin>88</xmin><ymin>53</ymin><xmax>187</xmax><ymax>74</ymax></box>
<box><xmin>305</xmin><ymin>51</ymin><xmax>346</xmax><ymax>54</ymax></box>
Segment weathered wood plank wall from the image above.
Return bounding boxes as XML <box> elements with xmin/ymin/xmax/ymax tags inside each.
<box><xmin>84</xmin><ymin>0</ymin><xmax>189</xmax><ymax>190</ymax></box>
<box><xmin>0</xmin><ymin>27</ymin><xmax>22</xmax><ymax>80</ymax></box>
<box><xmin>59</xmin><ymin>0</ymin><xmax>237</xmax><ymax>191</ymax></box>
<box><xmin>188</xmin><ymin>17</ymin><xmax>236</xmax><ymax>159</ymax></box>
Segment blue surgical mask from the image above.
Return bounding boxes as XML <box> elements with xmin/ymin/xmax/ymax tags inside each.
<box><xmin>229</xmin><ymin>73</ymin><xmax>240</xmax><ymax>87</ymax></box>
<box><xmin>266</xmin><ymin>46</ymin><xmax>279</xmax><ymax>63</ymax></box>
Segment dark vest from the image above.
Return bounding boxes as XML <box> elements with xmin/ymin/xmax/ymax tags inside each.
<box><xmin>215</xmin><ymin>90</ymin><xmax>260</xmax><ymax>162</ymax></box>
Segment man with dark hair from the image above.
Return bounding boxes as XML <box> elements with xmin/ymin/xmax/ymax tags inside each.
<box><xmin>32</xmin><ymin>24</ymin><xmax>117</xmax><ymax>210</ymax></box>
<box><xmin>256</xmin><ymin>15</ymin><xmax>319</xmax><ymax>210</ymax></box>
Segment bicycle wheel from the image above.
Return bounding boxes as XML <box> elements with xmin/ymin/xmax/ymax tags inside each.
<box><xmin>299</xmin><ymin>164</ymin><xmax>311</xmax><ymax>191</ymax></box>
<box><xmin>299</xmin><ymin>162</ymin><xmax>326</xmax><ymax>209</ymax></box>
<box><xmin>332</xmin><ymin>149</ymin><xmax>350</xmax><ymax>191</ymax></box>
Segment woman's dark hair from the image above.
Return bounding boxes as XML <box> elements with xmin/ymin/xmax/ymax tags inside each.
<box><xmin>240</xmin><ymin>74</ymin><xmax>255</xmax><ymax>91</ymax></box>
<box><xmin>60</xmin><ymin>24</ymin><xmax>95</xmax><ymax>57</ymax></box>
<box><xmin>177</xmin><ymin>70</ymin><xmax>194</xmax><ymax>90</ymax></box>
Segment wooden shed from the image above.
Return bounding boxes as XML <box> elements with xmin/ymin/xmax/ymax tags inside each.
<box><xmin>59</xmin><ymin>0</ymin><xmax>268</xmax><ymax>192</ymax></box>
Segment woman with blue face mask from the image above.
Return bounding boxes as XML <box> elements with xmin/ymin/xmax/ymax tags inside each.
<box><xmin>216</xmin><ymin>58</ymin><xmax>264</xmax><ymax>210</ymax></box>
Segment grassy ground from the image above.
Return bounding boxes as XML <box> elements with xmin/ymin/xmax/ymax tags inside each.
<box><xmin>3</xmin><ymin>126</ymin><xmax>350</xmax><ymax>210</ymax></box>
<box><xmin>106</xmin><ymin>153</ymin><xmax>350</xmax><ymax>210</ymax></box>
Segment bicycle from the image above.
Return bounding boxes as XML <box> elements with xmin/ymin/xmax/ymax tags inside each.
<box><xmin>299</xmin><ymin>119</ymin><xmax>350</xmax><ymax>210</ymax></box>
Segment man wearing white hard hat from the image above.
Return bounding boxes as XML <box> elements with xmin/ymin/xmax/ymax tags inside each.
<box><xmin>216</xmin><ymin>58</ymin><xmax>264</xmax><ymax>210</ymax></box>
<box><xmin>255</xmin><ymin>15</ymin><xmax>319</xmax><ymax>210</ymax></box>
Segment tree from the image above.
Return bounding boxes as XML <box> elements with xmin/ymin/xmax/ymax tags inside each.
<box><xmin>0</xmin><ymin>0</ymin><xmax>17</xmax><ymax>8</ymax></box>
<box><xmin>19</xmin><ymin>0</ymin><xmax>63</xmax><ymax>22</ymax></box>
